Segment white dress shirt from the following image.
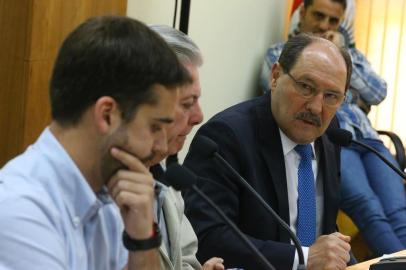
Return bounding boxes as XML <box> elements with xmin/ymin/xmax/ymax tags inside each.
<box><xmin>279</xmin><ymin>129</ymin><xmax>324</xmax><ymax>269</ymax></box>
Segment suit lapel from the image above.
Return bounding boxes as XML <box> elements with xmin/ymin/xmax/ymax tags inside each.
<box><xmin>255</xmin><ymin>95</ymin><xmax>291</xmax><ymax>242</ymax></box>
<box><xmin>319</xmin><ymin>134</ymin><xmax>340</xmax><ymax>233</ymax></box>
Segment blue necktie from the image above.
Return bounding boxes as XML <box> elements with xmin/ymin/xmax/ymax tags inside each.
<box><xmin>295</xmin><ymin>144</ymin><xmax>316</xmax><ymax>246</ymax></box>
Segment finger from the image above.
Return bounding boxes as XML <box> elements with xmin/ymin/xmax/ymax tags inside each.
<box><xmin>113</xmin><ymin>190</ymin><xmax>154</xmax><ymax>211</ymax></box>
<box><xmin>110</xmin><ymin>147</ymin><xmax>150</xmax><ymax>174</ymax></box>
<box><xmin>107</xmin><ymin>169</ymin><xmax>153</xmax><ymax>191</ymax></box>
<box><xmin>115</xmin><ymin>191</ymin><xmax>155</xmax><ymax>239</ymax></box>
<box><xmin>214</xmin><ymin>264</ymin><xmax>225</xmax><ymax>270</ymax></box>
<box><xmin>334</xmin><ymin>245</ymin><xmax>351</xmax><ymax>265</ymax></box>
<box><xmin>329</xmin><ymin>234</ymin><xmax>352</xmax><ymax>253</ymax></box>
<box><xmin>206</xmin><ymin>257</ymin><xmax>223</xmax><ymax>264</ymax></box>
<box><xmin>334</xmin><ymin>258</ymin><xmax>348</xmax><ymax>270</ymax></box>
<box><xmin>203</xmin><ymin>257</ymin><xmax>224</xmax><ymax>269</ymax></box>
<box><xmin>110</xmin><ymin>180</ymin><xmax>154</xmax><ymax>201</ymax></box>
<box><xmin>203</xmin><ymin>257</ymin><xmax>223</xmax><ymax>265</ymax></box>
<box><xmin>332</xmin><ymin>235</ymin><xmax>352</xmax><ymax>253</ymax></box>
<box><xmin>335</xmin><ymin>232</ymin><xmax>351</xmax><ymax>242</ymax></box>
<box><xmin>329</xmin><ymin>238</ymin><xmax>351</xmax><ymax>263</ymax></box>
<box><xmin>331</xmin><ymin>232</ymin><xmax>351</xmax><ymax>242</ymax></box>
<box><xmin>323</xmin><ymin>249</ymin><xmax>348</xmax><ymax>270</ymax></box>
<box><xmin>319</xmin><ymin>235</ymin><xmax>351</xmax><ymax>264</ymax></box>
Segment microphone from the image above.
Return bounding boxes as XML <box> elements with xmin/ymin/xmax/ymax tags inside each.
<box><xmin>327</xmin><ymin>128</ymin><xmax>406</xmax><ymax>180</ymax></box>
<box><xmin>193</xmin><ymin>135</ymin><xmax>306</xmax><ymax>270</ymax></box>
<box><xmin>164</xmin><ymin>164</ymin><xmax>276</xmax><ymax>270</ymax></box>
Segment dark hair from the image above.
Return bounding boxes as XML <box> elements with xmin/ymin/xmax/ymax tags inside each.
<box><xmin>50</xmin><ymin>16</ymin><xmax>190</xmax><ymax>125</ymax></box>
<box><xmin>304</xmin><ymin>0</ymin><xmax>347</xmax><ymax>10</ymax></box>
<box><xmin>278</xmin><ymin>33</ymin><xmax>352</xmax><ymax>91</ymax></box>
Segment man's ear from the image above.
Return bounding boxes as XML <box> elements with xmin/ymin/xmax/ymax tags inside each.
<box><xmin>93</xmin><ymin>96</ymin><xmax>121</xmax><ymax>134</ymax></box>
<box><xmin>270</xmin><ymin>62</ymin><xmax>282</xmax><ymax>91</ymax></box>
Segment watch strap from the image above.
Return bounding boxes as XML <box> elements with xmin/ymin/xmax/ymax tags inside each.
<box><xmin>122</xmin><ymin>223</ymin><xmax>162</xmax><ymax>251</ymax></box>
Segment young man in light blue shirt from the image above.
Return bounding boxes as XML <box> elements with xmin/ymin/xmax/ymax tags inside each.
<box><xmin>0</xmin><ymin>16</ymin><xmax>190</xmax><ymax>270</ymax></box>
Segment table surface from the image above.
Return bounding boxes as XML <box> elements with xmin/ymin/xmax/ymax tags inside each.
<box><xmin>346</xmin><ymin>250</ymin><xmax>406</xmax><ymax>270</ymax></box>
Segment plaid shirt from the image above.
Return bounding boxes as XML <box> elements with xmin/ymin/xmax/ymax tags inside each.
<box><xmin>260</xmin><ymin>28</ymin><xmax>387</xmax><ymax>140</ymax></box>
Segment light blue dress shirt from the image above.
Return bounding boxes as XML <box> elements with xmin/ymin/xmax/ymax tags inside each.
<box><xmin>0</xmin><ymin>128</ymin><xmax>128</xmax><ymax>270</ymax></box>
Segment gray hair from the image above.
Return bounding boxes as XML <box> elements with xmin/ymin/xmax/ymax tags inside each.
<box><xmin>149</xmin><ymin>24</ymin><xmax>203</xmax><ymax>67</ymax></box>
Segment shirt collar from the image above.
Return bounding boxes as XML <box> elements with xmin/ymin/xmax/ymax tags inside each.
<box><xmin>35</xmin><ymin>128</ymin><xmax>107</xmax><ymax>226</ymax></box>
<box><xmin>279</xmin><ymin>129</ymin><xmax>315</xmax><ymax>159</ymax></box>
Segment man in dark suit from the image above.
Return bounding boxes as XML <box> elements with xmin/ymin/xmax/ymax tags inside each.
<box><xmin>184</xmin><ymin>34</ymin><xmax>353</xmax><ymax>270</ymax></box>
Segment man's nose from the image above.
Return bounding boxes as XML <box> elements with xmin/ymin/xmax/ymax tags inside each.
<box><xmin>306</xmin><ymin>93</ymin><xmax>324</xmax><ymax>115</ymax></box>
<box><xmin>189</xmin><ymin>103</ymin><xmax>204</xmax><ymax>126</ymax></box>
<box><xmin>153</xmin><ymin>130</ymin><xmax>168</xmax><ymax>156</ymax></box>
<box><xmin>318</xmin><ymin>18</ymin><xmax>330</xmax><ymax>32</ymax></box>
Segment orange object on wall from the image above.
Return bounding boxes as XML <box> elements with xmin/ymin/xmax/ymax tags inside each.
<box><xmin>291</xmin><ymin>0</ymin><xmax>303</xmax><ymax>15</ymax></box>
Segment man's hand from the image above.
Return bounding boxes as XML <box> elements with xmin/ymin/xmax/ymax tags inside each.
<box><xmin>307</xmin><ymin>232</ymin><xmax>351</xmax><ymax>270</ymax></box>
<box><xmin>108</xmin><ymin>147</ymin><xmax>155</xmax><ymax>240</ymax></box>
<box><xmin>321</xmin><ymin>31</ymin><xmax>346</xmax><ymax>48</ymax></box>
<box><xmin>202</xmin><ymin>257</ymin><xmax>225</xmax><ymax>270</ymax></box>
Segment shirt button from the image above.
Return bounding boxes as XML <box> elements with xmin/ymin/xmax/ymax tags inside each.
<box><xmin>73</xmin><ymin>216</ymin><xmax>80</xmax><ymax>227</ymax></box>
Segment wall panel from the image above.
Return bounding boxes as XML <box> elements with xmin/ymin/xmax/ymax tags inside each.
<box><xmin>0</xmin><ymin>0</ymin><xmax>127</xmax><ymax>166</ymax></box>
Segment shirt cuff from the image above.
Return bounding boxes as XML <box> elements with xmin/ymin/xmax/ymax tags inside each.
<box><xmin>292</xmin><ymin>246</ymin><xmax>309</xmax><ymax>270</ymax></box>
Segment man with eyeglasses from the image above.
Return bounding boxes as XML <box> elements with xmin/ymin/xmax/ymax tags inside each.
<box><xmin>183</xmin><ymin>34</ymin><xmax>353</xmax><ymax>270</ymax></box>
<box><xmin>261</xmin><ymin>0</ymin><xmax>406</xmax><ymax>257</ymax></box>
<box><xmin>283</xmin><ymin>71</ymin><xmax>347</xmax><ymax>109</ymax></box>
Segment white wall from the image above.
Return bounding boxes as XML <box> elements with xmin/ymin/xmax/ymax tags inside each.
<box><xmin>127</xmin><ymin>0</ymin><xmax>288</xmax><ymax>160</ymax></box>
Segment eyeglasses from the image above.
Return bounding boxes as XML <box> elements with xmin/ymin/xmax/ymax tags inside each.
<box><xmin>284</xmin><ymin>71</ymin><xmax>346</xmax><ymax>107</ymax></box>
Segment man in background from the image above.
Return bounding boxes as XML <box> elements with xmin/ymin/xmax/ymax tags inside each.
<box><xmin>148</xmin><ymin>25</ymin><xmax>224</xmax><ymax>270</ymax></box>
<box><xmin>260</xmin><ymin>0</ymin><xmax>406</xmax><ymax>256</ymax></box>
<box><xmin>0</xmin><ymin>16</ymin><xmax>189</xmax><ymax>270</ymax></box>
<box><xmin>185</xmin><ymin>34</ymin><xmax>352</xmax><ymax>269</ymax></box>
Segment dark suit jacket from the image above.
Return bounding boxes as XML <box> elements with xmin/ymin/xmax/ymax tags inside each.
<box><xmin>184</xmin><ymin>93</ymin><xmax>341</xmax><ymax>270</ymax></box>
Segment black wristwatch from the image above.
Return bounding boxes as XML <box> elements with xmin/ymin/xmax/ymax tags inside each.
<box><xmin>122</xmin><ymin>223</ymin><xmax>162</xmax><ymax>251</ymax></box>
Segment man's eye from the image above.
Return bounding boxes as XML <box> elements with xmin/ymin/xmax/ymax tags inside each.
<box><xmin>324</xmin><ymin>92</ymin><xmax>339</xmax><ymax>102</ymax></box>
<box><xmin>329</xmin><ymin>18</ymin><xmax>339</xmax><ymax>26</ymax></box>
<box><xmin>182</xmin><ymin>102</ymin><xmax>194</xmax><ymax>110</ymax></box>
<box><xmin>314</xmin><ymin>12</ymin><xmax>325</xmax><ymax>20</ymax></box>
<box><xmin>151</xmin><ymin>124</ymin><xmax>162</xmax><ymax>133</ymax></box>
<box><xmin>298</xmin><ymin>82</ymin><xmax>314</xmax><ymax>95</ymax></box>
